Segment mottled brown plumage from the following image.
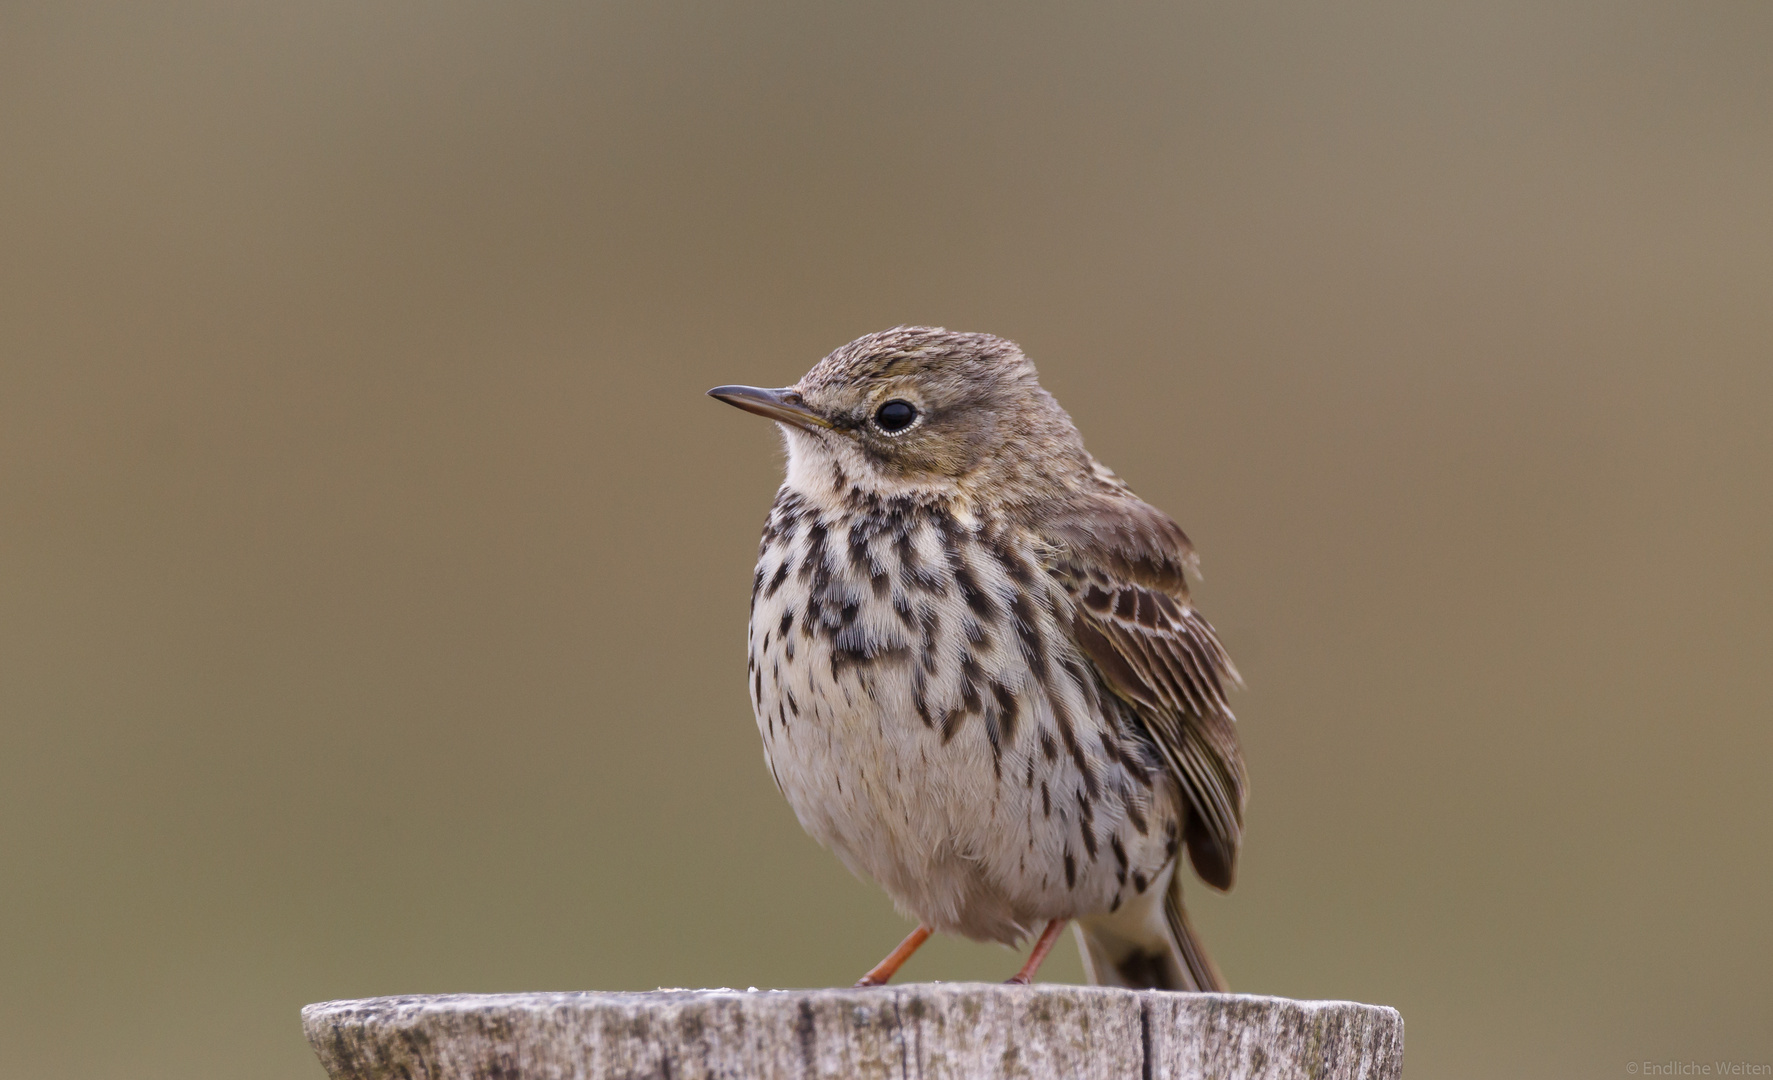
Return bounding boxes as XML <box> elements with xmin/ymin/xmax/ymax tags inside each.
<box><xmin>710</xmin><ymin>327</ymin><xmax>1246</xmax><ymax>991</ymax></box>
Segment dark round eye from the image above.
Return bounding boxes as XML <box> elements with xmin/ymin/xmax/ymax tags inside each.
<box><xmin>873</xmin><ymin>399</ymin><xmax>918</xmax><ymax>433</ymax></box>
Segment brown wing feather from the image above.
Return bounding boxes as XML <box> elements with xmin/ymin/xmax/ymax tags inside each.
<box><xmin>1046</xmin><ymin>491</ymin><xmax>1248</xmax><ymax>891</ymax></box>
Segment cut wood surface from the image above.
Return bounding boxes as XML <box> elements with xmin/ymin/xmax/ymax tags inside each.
<box><xmin>303</xmin><ymin>983</ymin><xmax>1402</xmax><ymax>1080</ymax></box>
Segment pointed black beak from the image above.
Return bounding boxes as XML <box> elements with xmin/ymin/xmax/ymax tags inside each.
<box><xmin>707</xmin><ymin>385</ymin><xmax>834</xmax><ymax>434</ymax></box>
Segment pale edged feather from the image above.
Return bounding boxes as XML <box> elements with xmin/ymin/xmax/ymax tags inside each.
<box><xmin>1042</xmin><ymin>489</ymin><xmax>1248</xmax><ymax>891</ymax></box>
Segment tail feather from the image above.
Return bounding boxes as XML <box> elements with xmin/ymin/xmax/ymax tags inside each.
<box><xmin>1163</xmin><ymin>886</ymin><xmax>1227</xmax><ymax>992</ymax></box>
<box><xmin>1075</xmin><ymin>868</ymin><xmax>1226</xmax><ymax>992</ymax></box>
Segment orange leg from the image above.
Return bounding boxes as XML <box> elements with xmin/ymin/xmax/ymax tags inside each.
<box><xmin>854</xmin><ymin>924</ymin><xmax>934</xmax><ymax>987</ymax></box>
<box><xmin>1006</xmin><ymin>919</ymin><xmax>1070</xmax><ymax>985</ymax></box>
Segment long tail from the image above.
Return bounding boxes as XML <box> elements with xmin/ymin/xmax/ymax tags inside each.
<box><xmin>1074</xmin><ymin>867</ymin><xmax>1226</xmax><ymax>992</ymax></box>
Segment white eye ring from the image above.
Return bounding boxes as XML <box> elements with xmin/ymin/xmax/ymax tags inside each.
<box><xmin>873</xmin><ymin>399</ymin><xmax>920</xmax><ymax>434</ymax></box>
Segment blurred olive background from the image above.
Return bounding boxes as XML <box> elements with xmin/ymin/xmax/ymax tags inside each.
<box><xmin>2</xmin><ymin>2</ymin><xmax>1770</xmax><ymax>1077</ymax></box>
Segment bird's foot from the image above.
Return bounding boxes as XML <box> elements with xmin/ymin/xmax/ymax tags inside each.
<box><xmin>853</xmin><ymin>924</ymin><xmax>933</xmax><ymax>988</ymax></box>
<box><xmin>1004</xmin><ymin>918</ymin><xmax>1069</xmax><ymax>986</ymax></box>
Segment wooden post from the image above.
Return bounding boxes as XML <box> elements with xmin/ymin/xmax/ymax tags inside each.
<box><xmin>303</xmin><ymin>984</ymin><xmax>1403</xmax><ymax>1079</ymax></box>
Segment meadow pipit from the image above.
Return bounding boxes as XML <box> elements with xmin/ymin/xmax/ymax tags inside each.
<box><xmin>710</xmin><ymin>327</ymin><xmax>1246</xmax><ymax>989</ymax></box>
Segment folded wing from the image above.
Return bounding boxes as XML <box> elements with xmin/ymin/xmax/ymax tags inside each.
<box><xmin>1045</xmin><ymin>492</ymin><xmax>1247</xmax><ymax>890</ymax></box>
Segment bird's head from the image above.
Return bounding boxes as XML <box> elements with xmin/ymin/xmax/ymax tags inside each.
<box><xmin>710</xmin><ymin>326</ymin><xmax>1092</xmax><ymax>502</ymax></box>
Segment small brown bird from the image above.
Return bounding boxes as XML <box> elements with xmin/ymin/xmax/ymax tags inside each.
<box><xmin>710</xmin><ymin>327</ymin><xmax>1246</xmax><ymax>990</ymax></box>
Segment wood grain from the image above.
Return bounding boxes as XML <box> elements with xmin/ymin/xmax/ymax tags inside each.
<box><xmin>304</xmin><ymin>984</ymin><xmax>1401</xmax><ymax>1079</ymax></box>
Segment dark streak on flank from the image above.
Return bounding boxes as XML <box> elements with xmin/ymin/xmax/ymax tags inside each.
<box><xmin>1009</xmin><ymin>591</ymin><xmax>1049</xmax><ymax>683</ymax></box>
<box><xmin>892</xmin><ymin>592</ymin><xmax>915</xmax><ymax>626</ymax></box>
<box><xmin>912</xmin><ymin>668</ymin><xmax>934</xmax><ymax>728</ymax></box>
<box><xmin>991</xmin><ymin>681</ymin><xmax>1019</xmax><ymax>747</ymax></box>
<box><xmin>992</xmin><ymin>540</ymin><xmax>1034</xmax><ymax>586</ymax></box>
<box><xmin>954</xmin><ymin>565</ymin><xmax>996</xmax><ymax>622</ymax></box>
<box><xmin>765</xmin><ymin>560</ymin><xmax>791</xmax><ymax>598</ymax></box>
<box><xmin>1076</xmin><ymin>790</ymin><xmax>1098</xmax><ymax>859</ymax></box>
<box><xmin>1051</xmin><ymin>692</ymin><xmax>1098</xmax><ymax>799</ymax></box>
<box><xmin>1096</xmin><ymin>729</ymin><xmax>1124</xmax><ymax>767</ymax></box>
<box><xmin>956</xmin><ymin>652</ymin><xmax>984</xmax><ymax>715</ymax></box>
<box><xmin>831</xmin><ymin>640</ymin><xmax>911</xmax><ymax>679</ymax></box>
<box><xmin>917</xmin><ymin>605</ymin><xmax>940</xmax><ymax>672</ymax></box>
<box><xmin>1123</xmin><ymin>784</ymin><xmax>1148</xmax><ymax>835</ymax></box>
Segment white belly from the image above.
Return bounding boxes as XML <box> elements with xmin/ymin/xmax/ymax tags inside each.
<box><xmin>744</xmin><ymin>486</ymin><xmax>1180</xmax><ymax>944</ymax></box>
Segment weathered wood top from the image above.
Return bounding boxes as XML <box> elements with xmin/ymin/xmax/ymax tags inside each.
<box><xmin>303</xmin><ymin>983</ymin><xmax>1403</xmax><ymax>1080</ymax></box>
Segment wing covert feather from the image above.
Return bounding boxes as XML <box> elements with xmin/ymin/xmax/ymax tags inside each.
<box><xmin>1045</xmin><ymin>492</ymin><xmax>1248</xmax><ymax>891</ymax></box>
